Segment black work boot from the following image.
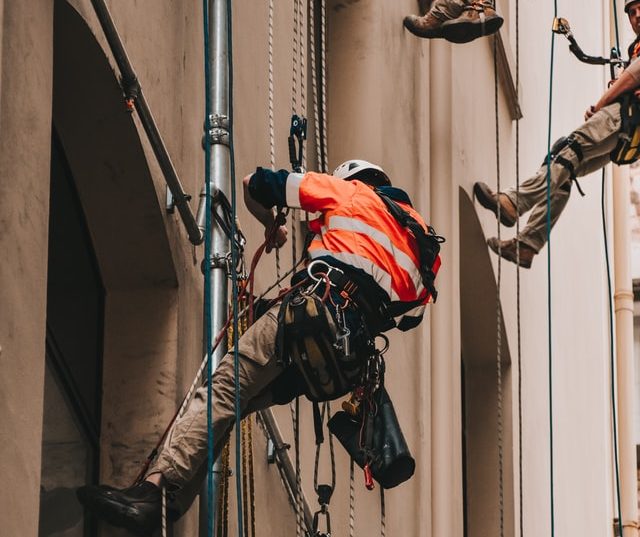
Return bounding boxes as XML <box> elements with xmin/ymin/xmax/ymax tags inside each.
<box><xmin>487</xmin><ymin>237</ymin><xmax>536</xmax><ymax>269</ymax></box>
<box><xmin>473</xmin><ymin>181</ymin><xmax>517</xmax><ymax>227</ymax></box>
<box><xmin>403</xmin><ymin>11</ymin><xmax>447</xmax><ymax>39</ymax></box>
<box><xmin>440</xmin><ymin>2</ymin><xmax>504</xmax><ymax>44</ymax></box>
<box><xmin>77</xmin><ymin>481</ymin><xmax>161</xmax><ymax>536</ymax></box>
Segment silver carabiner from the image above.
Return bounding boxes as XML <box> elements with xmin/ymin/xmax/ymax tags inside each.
<box><xmin>307</xmin><ymin>259</ymin><xmax>343</xmax><ymax>283</ymax></box>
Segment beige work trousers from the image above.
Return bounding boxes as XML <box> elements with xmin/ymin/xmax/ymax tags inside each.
<box><xmin>148</xmin><ymin>304</ymin><xmax>284</xmax><ymax>513</ymax></box>
<box><xmin>430</xmin><ymin>0</ymin><xmax>470</xmax><ymax>20</ymax></box>
<box><xmin>503</xmin><ymin>102</ymin><xmax>622</xmax><ymax>252</ymax></box>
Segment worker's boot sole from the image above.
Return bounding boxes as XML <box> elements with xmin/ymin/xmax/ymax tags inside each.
<box><xmin>487</xmin><ymin>238</ymin><xmax>534</xmax><ymax>269</ymax></box>
<box><xmin>77</xmin><ymin>485</ymin><xmax>160</xmax><ymax>537</ymax></box>
<box><xmin>441</xmin><ymin>14</ymin><xmax>503</xmax><ymax>44</ymax></box>
<box><xmin>473</xmin><ymin>182</ymin><xmax>517</xmax><ymax>227</ymax></box>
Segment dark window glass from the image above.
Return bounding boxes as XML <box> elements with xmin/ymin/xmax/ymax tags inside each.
<box><xmin>39</xmin><ymin>132</ymin><xmax>104</xmax><ymax>537</ymax></box>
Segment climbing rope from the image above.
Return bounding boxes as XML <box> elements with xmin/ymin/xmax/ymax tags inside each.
<box><xmin>380</xmin><ymin>487</ymin><xmax>386</xmax><ymax>537</ymax></box>
<box><xmin>268</xmin><ymin>0</ymin><xmax>284</xmax><ymax>286</ymax></box>
<box><xmin>319</xmin><ymin>0</ymin><xmax>328</xmax><ymax>173</ymax></box>
<box><xmin>241</xmin><ymin>418</ymin><xmax>256</xmax><ymax>537</ymax></box>
<box><xmin>545</xmin><ymin>2</ymin><xmax>558</xmax><ymax>535</ymax></box>
<box><xmin>216</xmin><ymin>443</ymin><xmax>230</xmax><ymax>537</ymax></box>
<box><xmin>493</xmin><ymin>33</ymin><xmax>505</xmax><ymax>537</ymax></box>
<box><xmin>201</xmin><ymin>0</ymin><xmax>215</xmax><ymax>535</ymax></box>
<box><xmin>221</xmin><ymin>0</ymin><xmax>245</xmax><ymax>532</ymax></box>
<box><xmin>607</xmin><ymin>2</ymin><xmax>625</xmax><ymax>532</ymax></box>
<box><xmin>601</xmin><ymin>168</ymin><xmax>625</xmax><ymax>537</ymax></box>
<box><xmin>161</xmin><ymin>486</ymin><xmax>167</xmax><ymax>537</ymax></box>
<box><xmin>349</xmin><ymin>458</ymin><xmax>355</xmax><ymax>537</ymax></box>
<box><xmin>289</xmin><ymin>2</ymin><xmax>307</xmax><ymax>535</ymax></box>
<box><xmin>292</xmin><ymin>398</ymin><xmax>303</xmax><ymax>537</ymax></box>
<box><xmin>310</xmin><ymin>0</ymin><xmax>329</xmax><ymax>172</ymax></box>
<box><xmin>515</xmin><ymin>1</ymin><xmax>524</xmax><ymax>535</ymax></box>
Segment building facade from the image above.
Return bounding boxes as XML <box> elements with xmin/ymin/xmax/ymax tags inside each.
<box><xmin>0</xmin><ymin>0</ymin><xmax>635</xmax><ymax>536</ymax></box>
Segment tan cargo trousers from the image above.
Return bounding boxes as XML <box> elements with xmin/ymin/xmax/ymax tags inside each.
<box><xmin>430</xmin><ymin>0</ymin><xmax>472</xmax><ymax>20</ymax></box>
<box><xmin>503</xmin><ymin>102</ymin><xmax>622</xmax><ymax>252</ymax></box>
<box><xmin>148</xmin><ymin>304</ymin><xmax>284</xmax><ymax>512</ymax></box>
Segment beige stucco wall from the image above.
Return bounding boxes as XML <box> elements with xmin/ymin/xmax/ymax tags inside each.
<box><xmin>0</xmin><ymin>2</ymin><xmax>53</xmax><ymax>536</ymax></box>
<box><xmin>0</xmin><ymin>0</ymin><xmax>630</xmax><ymax>536</ymax></box>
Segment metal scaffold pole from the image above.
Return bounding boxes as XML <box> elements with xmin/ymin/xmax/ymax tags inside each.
<box><xmin>198</xmin><ymin>0</ymin><xmax>231</xmax><ymax>534</ymax></box>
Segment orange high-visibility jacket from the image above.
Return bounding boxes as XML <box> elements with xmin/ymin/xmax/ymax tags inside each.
<box><xmin>284</xmin><ymin>171</ymin><xmax>441</xmax><ymax>329</ymax></box>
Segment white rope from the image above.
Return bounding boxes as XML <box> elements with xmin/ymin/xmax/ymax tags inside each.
<box><xmin>310</xmin><ymin>0</ymin><xmax>329</xmax><ymax>174</ymax></box>
<box><xmin>319</xmin><ymin>0</ymin><xmax>328</xmax><ymax>172</ymax></box>
<box><xmin>349</xmin><ymin>458</ymin><xmax>355</xmax><ymax>537</ymax></box>
<box><xmin>290</xmin><ymin>4</ymin><xmax>304</xmax><ymax>535</ymax></box>
<box><xmin>493</xmin><ymin>35</ymin><xmax>505</xmax><ymax>537</ymax></box>
<box><xmin>291</xmin><ymin>399</ymin><xmax>303</xmax><ymax>537</ymax></box>
<box><xmin>380</xmin><ymin>487</ymin><xmax>386</xmax><ymax>537</ymax></box>
<box><xmin>268</xmin><ymin>0</ymin><xmax>283</xmax><ymax>286</ymax></box>
<box><xmin>298</xmin><ymin>0</ymin><xmax>307</xmax><ymax>160</ymax></box>
<box><xmin>291</xmin><ymin>0</ymin><xmax>299</xmax><ymax>115</ymax></box>
<box><xmin>268</xmin><ymin>0</ymin><xmax>276</xmax><ymax>170</ymax></box>
<box><xmin>161</xmin><ymin>485</ymin><xmax>167</xmax><ymax>537</ymax></box>
<box><xmin>309</xmin><ymin>0</ymin><xmax>322</xmax><ymax>170</ymax></box>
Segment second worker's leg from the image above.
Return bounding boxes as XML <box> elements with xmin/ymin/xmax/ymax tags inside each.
<box><xmin>403</xmin><ymin>0</ymin><xmax>466</xmax><ymax>39</ymax></box>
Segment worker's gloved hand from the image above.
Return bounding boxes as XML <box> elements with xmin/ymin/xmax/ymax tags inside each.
<box><xmin>265</xmin><ymin>222</ymin><xmax>287</xmax><ymax>253</ymax></box>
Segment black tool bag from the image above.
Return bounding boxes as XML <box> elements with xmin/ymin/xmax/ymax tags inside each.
<box><xmin>611</xmin><ymin>92</ymin><xmax>640</xmax><ymax>165</ymax></box>
<box><xmin>328</xmin><ymin>386</ymin><xmax>415</xmax><ymax>489</ymax></box>
<box><xmin>275</xmin><ymin>290</ymin><xmax>364</xmax><ymax>402</ymax></box>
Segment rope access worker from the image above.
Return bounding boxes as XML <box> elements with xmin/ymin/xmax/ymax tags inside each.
<box><xmin>474</xmin><ymin>0</ymin><xmax>640</xmax><ymax>268</ymax></box>
<box><xmin>404</xmin><ymin>0</ymin><xmax>504</xmax><ymax>43</ymax></box>
<box><xmin>77</xmin><ymin>160</ymin><xmax>443</xmax><ymax>536</ymax></box>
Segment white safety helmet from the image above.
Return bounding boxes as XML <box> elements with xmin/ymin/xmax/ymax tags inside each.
<box><xmin>626</xmin><ymin>0</ymin><xmax>640</xmax><ymax>12</ymax></box>
<box><xmin>332</xmin><ymin>159</ymin><xmax>391</xmax><ymax>187</ymax></box>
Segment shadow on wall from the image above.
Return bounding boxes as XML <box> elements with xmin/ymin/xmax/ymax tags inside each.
<box><xmin>53</xmin><ymin>0</ymin><xmax>177</xmax><ymax>291</ymax></box>
<box><xmin>459</xmin><ymin>186</ymin><xmax>515</xmax><ymax>537</ymax></box>
<box><xmin>46</xmin><ymin>0</ymin><xmax>182</xmax><ymax>499</ymax></box>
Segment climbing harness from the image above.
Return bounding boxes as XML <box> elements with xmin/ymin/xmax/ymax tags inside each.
<box><xmin>277</xmin><ymin>260</ymin><xmax>370</xmax><ymax>402</ymax></box>
<box><xmin>611</xmin><ymin>90</ymin><xmax>640</xmax><ymax>165</ymax></box>
<box><xmin>541</xmin><ymin>136</ymin><xmax>587</xmax><ymax>196</ymax></box>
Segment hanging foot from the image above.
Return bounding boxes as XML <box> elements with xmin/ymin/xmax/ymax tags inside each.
<box><xmin>77</xmin><ymin>482</ymin><xmax>162</xmax><ymax>536</ymax></box>
<box><xmin>440</xmin><ymin>2</ymin><xmax>504</xmax><ymax>44</ymax></box>
<box><xmin>473</xmin><ymin>181</ymin><xmax>518</xmax><ymax>227</ymax></box>
<box><xmin>403</xmin><ymin>11</ymin><xmax>447</xmax><ymax>39</ymax></box>
<box><xmin>487</xmin><ymin>237</ymin><xmax>536</xmax><ymax>269</ymax></box>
